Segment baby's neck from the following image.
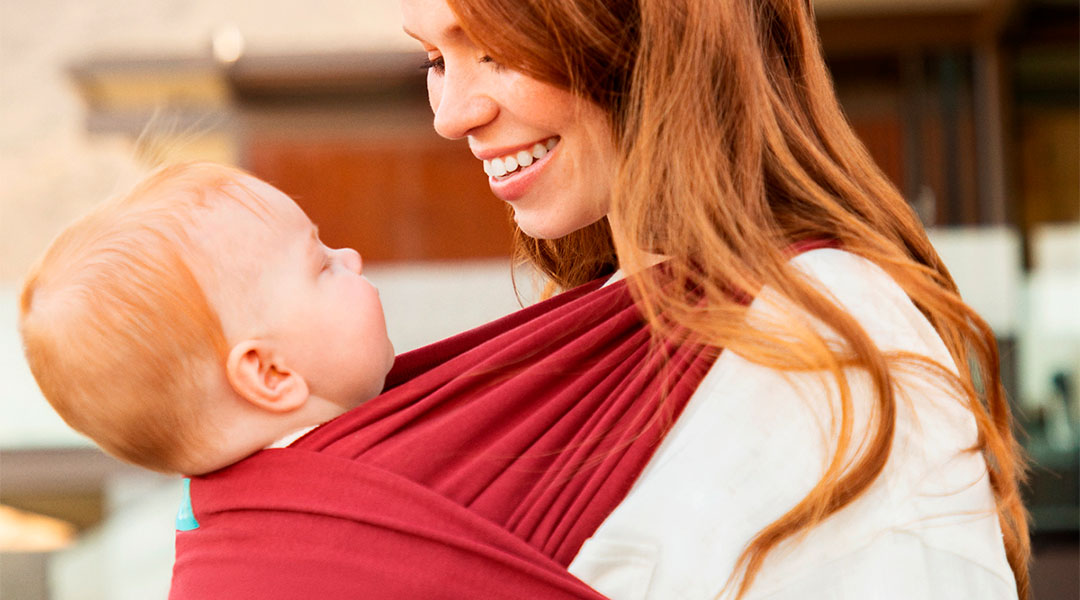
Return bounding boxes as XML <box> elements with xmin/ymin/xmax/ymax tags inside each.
<box><xmin>189</xmin><ymin>395</ymin><xmax>350</xmax><ymax>475</ymax></box>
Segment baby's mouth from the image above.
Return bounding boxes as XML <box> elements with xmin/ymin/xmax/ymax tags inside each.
<box><xmin>483</xmin><ymin>137</ymin><xmax>559</xmax><ymax>179</ymax></box>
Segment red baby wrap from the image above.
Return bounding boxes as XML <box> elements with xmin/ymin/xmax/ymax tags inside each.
<box><xmin>170</xmin><ymin>273</ymin><xmax>719</xmax><ymax>599</ymax></box>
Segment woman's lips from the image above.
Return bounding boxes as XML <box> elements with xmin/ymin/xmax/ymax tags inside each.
<box><xmin>484</xmin><ymin>138</ymin><xmax>559</xmax><ymax>203</ymax></box>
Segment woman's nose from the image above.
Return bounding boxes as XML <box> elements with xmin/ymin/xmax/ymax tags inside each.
<box><xmin>430</xmin><ymin>67</ymin><xmax>498</xmax><ymax>140</ymax></box>
<box><xmin>336</xmin><ymin>247</ymin><xmax>362</xmax><ymax>274</ymax></box>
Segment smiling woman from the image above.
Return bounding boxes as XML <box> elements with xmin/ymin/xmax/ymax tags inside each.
<box><xmin>397</xmin><ymin>0</ymin><xmax>1030</xmax><ymax>599</ymax></box>
<box><xmin>403</xmin><ymin>0</ymin><xmax>617</xmax><ymax>241</ymax></box>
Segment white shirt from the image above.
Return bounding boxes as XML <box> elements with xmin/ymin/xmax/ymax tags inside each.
<box><xmin>569</xmin><ymin>249</ymin><xmax>1017</xmax><ymax>599</ymax></box>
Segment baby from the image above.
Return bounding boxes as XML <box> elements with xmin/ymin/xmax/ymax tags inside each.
<box><xmin>19</xmin><ymin>161</ymin><xmax>395</xmax><ymax>475</ymax></box>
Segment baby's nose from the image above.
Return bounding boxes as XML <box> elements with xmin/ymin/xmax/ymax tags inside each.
<box><xmin>337</xmin><ymin>247</ymin><xmax>362</xmax><ymax>274</ymax></box>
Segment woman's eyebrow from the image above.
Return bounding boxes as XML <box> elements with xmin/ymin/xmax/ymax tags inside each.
<box><xmin>402</xmin><ymin>24</ymin><xmax>466</xmax><ymax>44</ymax></box>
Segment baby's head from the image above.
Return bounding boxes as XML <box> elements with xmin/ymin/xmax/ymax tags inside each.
<box><xmin>19</xmin><ymin>162</ymin><xmax>394</xmax><ymax>475</ymax></box>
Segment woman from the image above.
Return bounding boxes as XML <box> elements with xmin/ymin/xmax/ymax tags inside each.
<box><xmin>400</xmin><ymin>0</ymin><xmax>1030</xmax><ymax>598</ymax></box>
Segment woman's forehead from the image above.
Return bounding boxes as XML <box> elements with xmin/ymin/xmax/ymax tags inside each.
<box><xmin>401</xmin><ymin>0</ymin><xmax>463</xmax><ymax>44</ymax></box>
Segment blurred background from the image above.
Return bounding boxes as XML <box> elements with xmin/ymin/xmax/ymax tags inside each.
<box><xmin>0</xmin><ymin>0</ymin><xmax>1076</xmax><ymax>598</ymax></box>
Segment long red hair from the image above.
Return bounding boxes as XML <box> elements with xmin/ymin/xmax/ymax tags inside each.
<box><xmin>448</xmin><ymin>0</ymin><xmax>1030</xmax><ymax>597</ymax></box>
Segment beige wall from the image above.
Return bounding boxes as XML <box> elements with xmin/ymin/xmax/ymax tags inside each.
<box><xmin>0</xmin><ymin>0</ymin><xmax>413</xmax><ymax>283</ymax></box>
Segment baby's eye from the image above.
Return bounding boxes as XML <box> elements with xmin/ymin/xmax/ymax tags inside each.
<box><xmin>419</xmin><ymin>56</ymin><xmax>445</xmax><ymax>75</ymax></box>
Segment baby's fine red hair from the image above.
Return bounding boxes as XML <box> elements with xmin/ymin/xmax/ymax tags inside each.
<box><xmin>20</xmin><ymin>162</ymin><xmax>263</xmax><ymax>473</ymax></box>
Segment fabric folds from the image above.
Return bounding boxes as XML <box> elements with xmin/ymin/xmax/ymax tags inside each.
<box><xmin>170</xmin><ymin>274</ymin><xmax>719</xmax><ymax>599</ymax></box>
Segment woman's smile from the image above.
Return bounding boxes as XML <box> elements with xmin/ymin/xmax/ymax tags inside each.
<box><xmin>478</xmin><ymin>137</ymin><xmax>560</xmax><ymax>202</ymax></box>
<box><xmin>479</xmin><ymin>137</ymin><xmax>558</xmax><ymax>178</ymax></box>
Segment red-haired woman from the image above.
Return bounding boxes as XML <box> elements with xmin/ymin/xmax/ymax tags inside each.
<box><xmin>399</xmin><ymin>0</ymin><xmax>1030</xmax><ymax>599</ymax></box>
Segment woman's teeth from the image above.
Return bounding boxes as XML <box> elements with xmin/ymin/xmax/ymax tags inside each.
<box><xmin>484</xmin><ymin>138</ymin><xmax>558</xmax><ymax>178</ymax></box>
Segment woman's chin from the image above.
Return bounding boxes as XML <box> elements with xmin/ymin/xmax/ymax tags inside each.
<box><xmin>514</xmin><ymin>219</ymin><xmax>576</xmax><ymax>241</ymax></box>
<box><xmin>512</xmin><ymin>208</ymin><xmax>607</xmax><ymax>241</ymax></box>
<box><xmin>514</xmin><ymin>220</ymin><xmax>560</xmax><ymax>241</ymax></box>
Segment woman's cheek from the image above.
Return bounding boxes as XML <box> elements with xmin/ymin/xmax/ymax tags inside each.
<box><xmin>427</xmin><ymin>73</ymin><xmax>443</xmax><ymax>113</ymax></box>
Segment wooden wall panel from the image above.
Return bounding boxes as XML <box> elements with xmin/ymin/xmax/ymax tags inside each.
<box><xmin>246</xmin><ymin>138</ymin><xmax>512</xmax><ymax>262</ymax></box>
<box><xmin>849</xmin><ymin>113</ymin><xmax>906</xmax><ymax>190</ymax></box>
<box><xmin>1018</xmin><ymin>109</ymin><xmax>1080</xmax><ymax>227</ymax></box>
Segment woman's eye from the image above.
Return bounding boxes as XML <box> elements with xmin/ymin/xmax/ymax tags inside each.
<box><xmin>419</xmin><ymin>54</ymin><xmax>499</xmax><ymax>75</ymax></box>
<box><xmin>479</xmin><ymin>55</ymin><xmax>503</xmax><ymax>71</ymax></box>
<box><xmin>419</xmin><ymin>56</ymin><xmax>445</xmax><ymax>74</ymax></box>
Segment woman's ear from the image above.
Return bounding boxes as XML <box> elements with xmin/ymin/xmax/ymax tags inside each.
<box><xmin>225</xmin><ymin>340</ymin><xmax>309</xmax><ymax>413</ymax></box>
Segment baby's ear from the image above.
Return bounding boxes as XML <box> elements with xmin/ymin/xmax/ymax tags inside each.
<box><xmin>226</xmin><ymin>340</ymin><xmax>308</xmax><ymax>413</ymax></box>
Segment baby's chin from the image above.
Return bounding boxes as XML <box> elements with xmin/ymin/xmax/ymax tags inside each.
<box><xmin>339</xmin><ymin>378</ymin><xmax>390</xmax><ymax>413</ymax></box>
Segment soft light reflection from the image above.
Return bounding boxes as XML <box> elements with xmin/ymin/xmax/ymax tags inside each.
<box><xmin>0</xmin><ymin>504</ymin><xmax>76</xmax><ymax>552</ymax></box>
<box><xmin>211</xmin><ymin>25</ymin><xmax>245</xmax><ymax>64</ymax></box>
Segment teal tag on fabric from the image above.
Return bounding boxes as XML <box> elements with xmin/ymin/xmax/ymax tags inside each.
<box><xmin>175</xmin><ymin>478</ymin><xmax>200</xmax><ymax>531</ymax></box>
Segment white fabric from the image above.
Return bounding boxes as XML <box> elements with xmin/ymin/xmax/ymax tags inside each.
<box><xmin>266</xmin><ymin>425</ymin><xmax>318</xmax><ymax>449</ymax></box>
<box><xmin>570</xmin><ymin>249</ymin><xmax>1017</xmax><ymax>599</ymax></box>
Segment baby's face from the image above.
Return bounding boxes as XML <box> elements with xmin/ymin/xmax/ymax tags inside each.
<box><xmin>207</xmin><ymin>175</ymin><xmax>394</xmax><ymax>408</ymax></box>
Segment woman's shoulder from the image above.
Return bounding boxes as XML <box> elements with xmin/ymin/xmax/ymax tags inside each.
<box><xmin>787</xmin><ymin>246</ymin><xmax>885</xmax><ymax>291</ymax></box>
<box><xmin>786</xmin><ymin>246</ymin><xmax>908</xmax><ymax>308</ymax></box>
<box><xmin>568</xmin><ymin>247</ymin><xmax>1017</xmax><ymax>599</ymax></box>
<box><xmin>775</xmin><ymin>247</ymin><xmax>955</xmax><ymax>366</ymax></box>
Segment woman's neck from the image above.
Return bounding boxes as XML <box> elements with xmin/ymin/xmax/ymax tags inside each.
<box><xmin>608</xmin><ymin>218</ymin><xmax>669</xmax><ymax>277</ymax></box>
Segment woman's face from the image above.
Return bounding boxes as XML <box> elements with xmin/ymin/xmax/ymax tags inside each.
<box><xmin>401</xmin><ymin>0</ymin><xmax>616</xmax><ymax>240</ymax></box>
